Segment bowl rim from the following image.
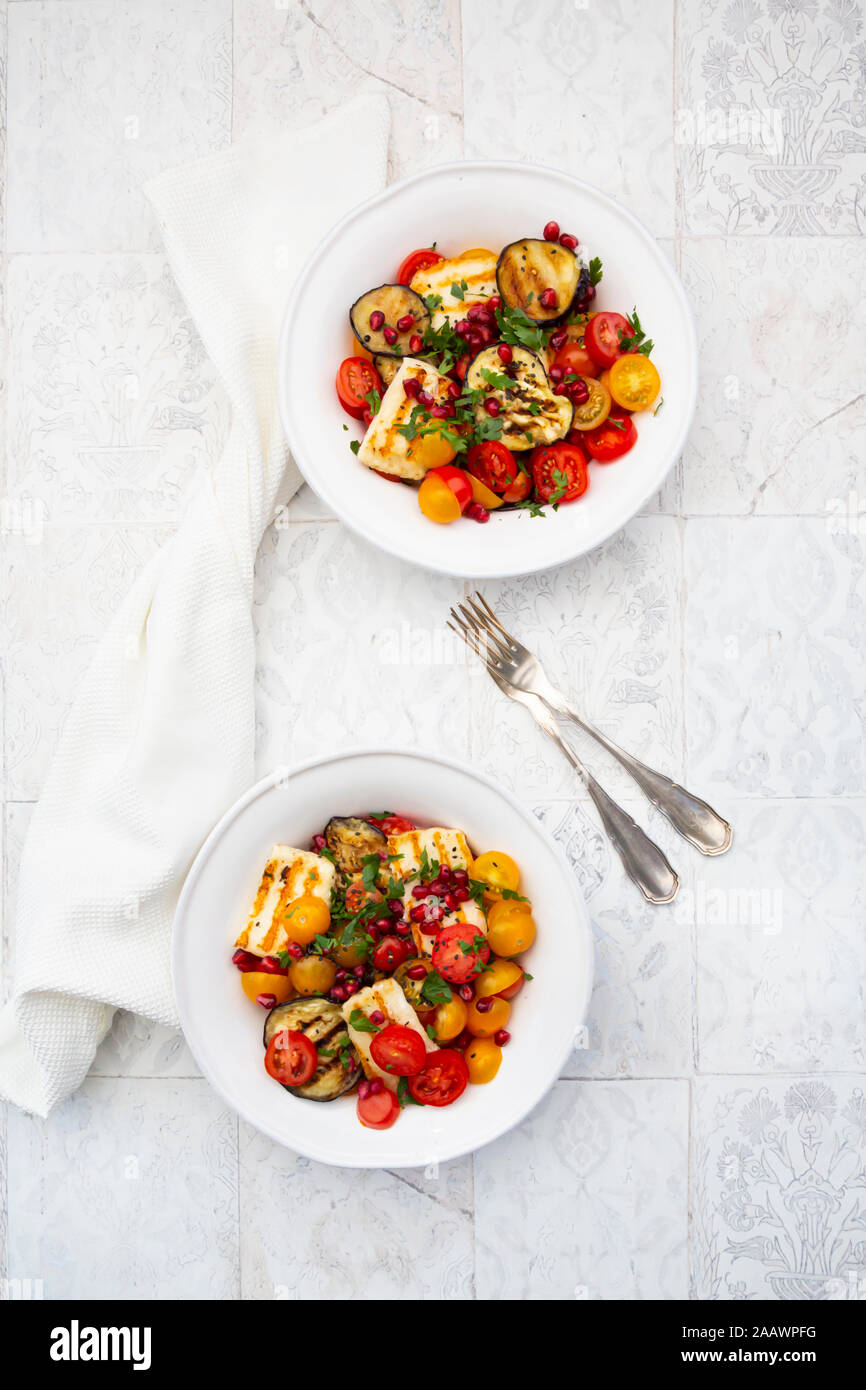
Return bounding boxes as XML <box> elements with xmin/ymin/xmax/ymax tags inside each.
<box><xmin>277</xmin><ymin>157</ymin><xmax>698</xmax><ymax>579</ymax></box>
<box><xmin>172</xmin><ymin>745</ymin><xmax>595</xmax><ymax>1168</ymax></box>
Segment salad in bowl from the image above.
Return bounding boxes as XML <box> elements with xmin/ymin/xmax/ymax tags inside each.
<box><xmin>231</xmin><ymin>811</ymin><xmax>536</xmax><ymax>1132</ymax></box>
<box><xmin>336</xmin><ymin>219</ymin><xmax>662</xmax><ymax>526</ymax></box>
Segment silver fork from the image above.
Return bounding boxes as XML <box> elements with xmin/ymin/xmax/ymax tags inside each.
<box><xmin>452</xmin><ymin>592</ymin><xmax>732</xmax><ymax>859</ymax></box>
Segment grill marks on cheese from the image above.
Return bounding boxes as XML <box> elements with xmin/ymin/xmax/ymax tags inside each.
<box><xmin>357</xmin><ymin>358</ymin><xmax>448</xmax><ymax>481</ymax></box>
<box><xmin>341</xmin><ymin>978</ymin><xmax>437</xmax><ymax>1091</ymax></box>
<box><xmin>235</xmin><ymin>845</ymin><xmax>335</xmax><ymax>957</ymax></box>
<box><xmin>409</xmin><ymin>249</ymin><xmax>498</xmax><ymax>327</ymax></box>
<box><xmin>387</xmin><ymin>827</ymin><xmax>488</xmax><ymax>956</ymax></box>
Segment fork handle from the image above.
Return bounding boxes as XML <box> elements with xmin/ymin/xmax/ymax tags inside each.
<box><xmin>530</xmin><ymin>705</ymin><xmax>679</xmax><ymax>905</ymax></box>
<box><xmin>549</xmin><ymin>697</ymin><xmax>732</xmax><ymax>857</ymax></box>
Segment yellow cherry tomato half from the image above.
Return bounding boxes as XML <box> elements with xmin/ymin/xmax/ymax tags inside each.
<box><xmin>470</xmin><ymin>850</ymin><xmax>520</xmax><ymax>900</ymax></box>
<box><xmin>466</xmin><ymin>471</ymin><xmax>504</xmax><ymax>510</ymax></box>
<box><xmin>288</xmin><ymin>954</ymin><xmax>337</xmax><ymax>996</ymax></box>
<box><xmin>466</xmin><ymin>995</ymin><xmax>510</xmax><ymax>1038</ymax></box>
<box><xmin>486</xmin><ymin>900</ymin><xmax>536</xmax><ymax>957</ymax></box>
<box><xmin>608</xmin><ymin>353</ymin><xmax>661</xmax><ymax>412</ymax></box>
<box><xmin>418</xmin><ymin>471</ymin><xmax>463</xmax><ymax>524</ymax></box>
<box><xmin>474</xmin><ymin>957</ymin><xmax>524</xmax><ymax>1000</ymax></box>
<box><xmin>465</xmin><ymin>1037</ymin><xmax>503</xmax><ymax>1084</ymax></box>
<box><xmin>331</xmin><ymin>935</ymin><xmax>367</xmax><ymax>969</ymax></box>
<box><xmin>567</xmin><ymin>376</ymin><xmax>612</xmax><ymax>431</ymax></box>
<box><xmin>431</xmin><ymin>994</ymin><xmax>468</xmax><ymax>1041</ymax></box>
<box><xmin>240</xmin><ymin>971</ymin><xmax>295</xmax><ymax>1005</ymax></box>
<box><xmin>282</xmin><ymin>893</ymin><xmax>331</xmax><ymax>946</ymax></box>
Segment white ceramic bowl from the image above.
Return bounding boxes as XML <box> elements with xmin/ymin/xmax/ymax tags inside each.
<box><xmin>279</xmin><ymin>160</ymin><xmax>697</xmax><ymax>578</ymax></box>
<box><xmin>173</xmin><ymin>749</ymin><xmax>593</xmax><ymax>1168</ymax></box>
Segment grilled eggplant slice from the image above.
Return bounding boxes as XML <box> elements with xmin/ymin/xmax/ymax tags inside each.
<box><xmin>350</xmin><ymin>285</ymin><xmax>430</xmax><ymax>357</ymax></box>
<box><xmin>466</xmin><ymin>344</ymin><xmax>573</xmax><ymax>450</ymax></box>
<box><xmin>496</xmin><ymin>238</ymin><xmax>581</xmax><ymax>323</ymax></box>
<box><xmin>324</xmin><ymin>815</ymin><xmax>387</xmax><ymax>875</ymax></box>
<box><xmin>264</xmin><ymin>998</ymin><xmax>359</xmax><ymax>1101</ymax></box>
<box><xmin>373</xmin><ymin>353</ymin><xmax>402</xmax><ymax>388</ymax></box>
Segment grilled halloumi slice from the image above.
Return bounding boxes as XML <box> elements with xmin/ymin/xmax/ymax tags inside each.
<box><xmin>234</xmin><ymin>846</ymin><xmax>335</xmax><ymax>958</ymax></box>
<box><xmin>357</xmin><ymin>358</ymin><xmax>453</xmax><ymax>481</ymax></box>
<box><xmin>387</xmin><ymin>827</ymin><xmax>488</xmax><ymax>956</ymax></box>
<box><xmin>410</xmin><ymin>248</ymin><xmax>499</xmax><ymax>328</ymax></box>
<box><xmin>342</xmin><ymin>978</ymin><xmax>438</xmax><ymax>1091</ymax></box>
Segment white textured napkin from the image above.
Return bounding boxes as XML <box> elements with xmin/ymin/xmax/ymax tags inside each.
<box><xmin>0</xmin><ymin>95</ymin><xmax>390</xmax><ymax>1117</ymax></box>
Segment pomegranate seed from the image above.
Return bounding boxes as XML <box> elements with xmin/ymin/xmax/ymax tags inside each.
<box><xmin>550</xmin><ymin>365</ymin><xmax>564</xmax><ymax>382</ymax></box>
<box><xmin>467</xmin><ymin>303</ymin><xmax>486</xmax><ymax>322</ymax></box>
<box><xmin>454</xmin><ymin>1029</ymin><xmax>473</xmax><ymax>1050</ymax></box>
<box><xmin>396</xmin><ymin>920</ymin><xmax>411</xmax><ymax>935</ymax></box>
<box><xmin>476</xmin><ymin>997</ymin><xmax>493</xmax><ymax>1013</ymax></box>
<box><xmin>410</xmin><ymin>904</ymin><xmax>427</xmax><ymax>922</ymax></box>
<box><xmin>407</xmin><ymin>963</ymin><xmax>428</xmax><ymax>980</ymax></box>
<box><xmin>555</xmin><ymin>384</ymin><xmax>570</xmax><ymax>396</ymax></box>
<box><xmin>348</xmin><ymin>1054</ymin><xmax>358</xmax><ymax>1071</ymax></box>
<box><xmin>497</xmin><ymin>343</ymin><xmax>513</xmax><ymax>364</ymax></box>
<box><xmin>397</xmin><ymin>313</ymin><xmax>415</xmax><ymax>331</ymax></box>
<box><xmin>389</xmin><ymin>898</ymin><xmax>404</xmax><ymax>915</ymax></box>
<box><xmin>383</xmin><ymin>324</ymin><xmax>398</xmax><ymax>344</ymax></box>
<box><xmin>418</xmin><ymin>389</ymin><xmax>435</xmax><ymax>407</ymax></box>
<box><xmin>453</xmin><ymin>886</ymin><xmax>470</xmax><ymax>902</ymax></box>
<box><xmin>231</xmin><ymin>949</ymin><xmax>257</xmax><ymax>971</ymax></box>
<box><xmin>330</xmin><ymin>984</ymin><xmax>347</xmax><ymax>1001</ymax></box>
<box><xmin>368</xmin><ymin>923</ymin><xmax>381</xmax><ymax>941</ymax></box>
<box><xmin>353</xmin><ymin>965</ymin><xmax>366</xmax><ymax>977</ymax></box>
<box><xmin>312</xmin><ymin>833</ymin><xmax>327</xmax><ymax>851</ymax></box>
<box><xmin>358</xmin><ymin>1080</ymin><xmax>371</xmax><ymax>1100</ymax></box>
<box><xmin>455</xmin><ymin>319</ymin><xmax>472</xmax><ymax>339</ymax></box>
<box><xmin>476</xmin><ymin>325</ymin><xmax>494</xmax><ymax>346</ymax></box>
<box><xmin>444</xmin><ymin>892</ymin><xmax>458</xmax><ymax>911</ymax></box>
<box><xmin>369</xmin><ymin>310</ymin><xmax>385</xmax><ymax>331</ymax></box>
<box><xmin>558</xmin><ymin>232</ymin><xmax>579</xmax><ymax>250</ymax></box>
<box><xmin>550</xmin><ymin>328</ymin><xmax>567</xmax><ymax>351</ymax></box>
<box><xmin>454</xmin><ymin>869</ymin><xmax>468</xmax><ymax>885</ymax></box>
<box><xmin>430</xmin><ymin>403</ymin><xmax>453</xmax><ymax>419</ymax></box>
<box><xmin>369</xmin><ymin>1079</ymin><xmax>383</xmax><ymax>1095</ymax></box>
<box><xmin>335</xmin><ymin>968</ymin><xmax>347</xmax><ymax>982</ymax></box>
<box><xmin>370</xmin><ymin>1010</ymin><xmax>385</xmax><ymax>1025</ymax></box>
<box><xmin>543</xmin><ymin>220</ymin><xmax>560</xmax><ymax>241</ymax></box>
<box><xmin>287</xmin><ymin>942</ymin><xmax>304</xmax><ymax>959</ymax></box>
<box><xmin>404</xmin><ymin>376</ymin><xmax>422</xmax><ymax>398</ymax></box>
<box><xmin>468</xmin><ymin>329</ymin><xmax>484</xmax><ymax>349</ymax></box>
<box><xmin>494</xmin><ymin>1029</ymin><xmax>511</xmax><ymax>1046</ymax></box>
<box><xmin>256</xmin><ymin>992</ymin><xmax>277</xmax><ymax>1009</ymax></box>
<box><xmin>487</xmin><ymin>295</ymin><xmax>501</xmax><ymax>312</ymax></box>
<box><xmin>584</xmin><ymin>285</ymin><xmax>597</xmax><ymax>303</ymax></box>
<box><xmin>467</xmin><ymin>503</ymin><xmax>490</xmax><ymax>523</ymax></box>
<box><xmin>412</xmin><ymin>883</ymin><xmax>430</xmax><ymax>899</ymax></box>
<box><xmin>484</xmin><ymin>398</ymin><xmax>500</xmax><ymax>417</ymax></box>
<box><xmin>448</xmin><ymin>379</ymin><xmax>462</xmax><ymax>399</ymax></box>
<box><xmin>572</xmin><ymin>381</ymin><xmax>590</xmax><ymax>404</ymax></box>
<box><xmin>344</xmin><ymin>980</ymin><xmax>359</xmax><ymax>996</ymax></box>
<box><xmin>540</xmin><ymin>288</ymin><xmax>558</xmax><ymax>310</ymax></box>
<box><xmin>459</xmin><ymin>985</ymin><xmax>474</xmax><ymax>1002</ymax></box>
<box><xmin>409</xmin><ymin>333</ymin><xmax>423</xmax><ymax>353</ymax></box>
<box><xmin>375</xmin><ymin>917</ymin><xmax>392</xmax><ymax>933</ymax></box>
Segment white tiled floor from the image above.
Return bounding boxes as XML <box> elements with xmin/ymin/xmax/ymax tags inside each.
<box><xmin>1</xmin><ymin>0</ymin><xmax>864</xmax><ymax>1302</ymax></box>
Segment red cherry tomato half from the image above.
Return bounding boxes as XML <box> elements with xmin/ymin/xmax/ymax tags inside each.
<box><xmin>551</xmin><ymin>336</ymin><xmax>599</xmax><ymax>380</ymax></box>
<box><xmin>357</xmin><ymin>1086</ymin><xmax>401</xmax><ymax>1129</ymax></box>
<box><xmin>427</xmin><ymin>464</ymin><xmax>473</xmax><ymax>514</ymax></box>
<box><xmin>369</xmin><ymin>814</ymin><xmax>417</xmax><ymax>835</ymax></box>
<box><xmin>432</xmin><ymin>922</ymin><xmax>490</xmax><ymax>984</ymax></box>
<box><xmin>336</xmin><ymin>357</ymin><xmax>382</xmax><ymax>420</ymax></box>
<box><xmin>529</xmin><ymin>441</ymin><xmax>589</xmax><ymax>503</ymax></box>
<box><xmin>264</xmin><ymin>1029</ymin><xmax>317</xmax><ymax>1087</ymax></box>
<box><xmin>372</xmin><ymin>935</ymin><xmax>410</xmax><ymax>971</ymax></box>
<box><xmin>584</xmin><ymin>312</ymin><xmax>633</xmax><ymax>370</ymax></box>
<box><xmin>466</xmin><ymin>440</ymin><xmax>522</xmax><ymax>496</ymax></box>
<box><xmin>370</xmin><ymin>1023</ymin><xmax>428</xmax><ymax>1076</ymax></box>
<box><xmin>408</xmin><ymin>1049</ymin><xmax>470</xmax><ymax>1107</ymax></box>
<box><xmin>582</xmin><ymin>408</ymin><xmax>638</xmax><ymax>462</ymax></box>
<box><xmin>397</xmin><ymin>247</ymin><xmax>445</xmax><ymax>286</ymax></box>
